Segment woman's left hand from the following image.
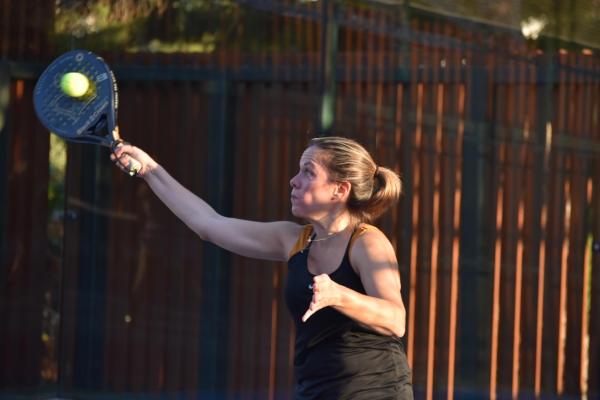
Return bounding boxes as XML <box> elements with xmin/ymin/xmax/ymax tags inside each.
<box><xmin>302</xmin><ymin>274</ymin><xmax>342</xmax><ymax>322</ymax></box>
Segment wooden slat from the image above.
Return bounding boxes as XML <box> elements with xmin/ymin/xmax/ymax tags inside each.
<box><xmin>563</xmin><ymin>55</ymin><xmax>589</xmax><ymax>396</ymax></box>
<box><xmin>587</xmin><ymin>56</ymin><xmax>600</xmax><ymax>399</ymax></box>
<box><xmin>518</xmin><ymin>64</ymin><xmax>537</xmax><ymax>396</ymax></box>
<box><xmin>433</xmin><ymin>21</ymin><xmax>461</xmax><ymax>399</ymax></box>
<box><xmin>448</xmin><ymin>80</ymin><xmax>465</xmax><ymax>400</ymax></box>
<box><xmin>227</xmin><ymin>82</ymin><xmax>250</xmax><ymax>400</ymax></box>
<box><xmin>424</xmin><ymin>20</ymin><xmax>441</xmax><ymax>400</ymax></box>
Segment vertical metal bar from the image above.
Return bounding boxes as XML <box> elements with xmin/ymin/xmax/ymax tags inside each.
<box><xmin>73</xmin><ymin>145</ymin><xmax>109</xmax><ymax>390</ymax></box>
<box><xmin>318</xmin><ymin>0</ymin><xmax>338</xmax><ymax>135</ymax></box>
<box><xmin>458</xmin><ymin>52</ymin><xmax>490</xmax><ymax>389</ymax></box>
<box><xmin>0</xmin><ymin>63</ymin><xmax>10</xmax><ymax>388</ymax></box>
<box><xmin>198</xmin><ymin>77</ymin><xmax>233</xmax><ymax>398</ymax></box>
<box><xmin>0</xmin><ymin>62</ymin><xmax>9</xmax><ymax>273</ymax></box>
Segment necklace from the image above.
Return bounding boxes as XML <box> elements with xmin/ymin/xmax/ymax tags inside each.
<box><xmin>307</xmin><ymin>228</ymin><xmax>347</xmax><ymax>244</ymax></box>
<box><xmin>301</xmin><ymin>228</ymin><xmax>347</xmax><ymax>254</ymax></box>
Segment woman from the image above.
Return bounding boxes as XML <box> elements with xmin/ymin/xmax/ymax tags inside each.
<box><xmin>112</xmin><ymin>136</ymin><xmax>413</xmax><ymax>399</ymax></box>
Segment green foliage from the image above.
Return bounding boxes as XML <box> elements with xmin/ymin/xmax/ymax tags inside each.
<box><xmin>53</xmin><ymin>0</ymin><xmax>243</xmax><ymax>53</ymax></box>
<box><xmin>47</xmin><ymin>134</ymin><xmax>66</xmax><ymax>251</ymax></box>
<box><xmin>411</xmin><ymin>0</ymin><xmax>599</xmax><ymax>48</ymax></box>
<box><xmin>51</xmin><ymin>0</ymin><xmax>598</xmax><ymax>56</ymax></box>
<box><xmin>47</xmin><ymin>134</ymin><xmax>66</xmax><ymax>215</ymax></box>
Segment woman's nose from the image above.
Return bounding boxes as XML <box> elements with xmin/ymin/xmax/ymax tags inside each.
<box><xmin>290</xmin><ymin>173</ymin><xmax>299</xmax><ymax>188</ymax></box>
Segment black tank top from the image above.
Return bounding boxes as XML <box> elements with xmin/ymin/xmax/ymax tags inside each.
<box><xmin>284</xmin><ymin>224</ymin><xmax>413</xmax><ymax>399</ymax></box>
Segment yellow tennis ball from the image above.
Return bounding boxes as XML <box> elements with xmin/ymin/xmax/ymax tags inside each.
<box><xmin>60</xmin><ymin>72</ymin><xmax>90</xmax><ymax>98</ymax></box>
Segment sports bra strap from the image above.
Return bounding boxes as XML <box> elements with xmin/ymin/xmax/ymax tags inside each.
<box><xmin>288</xmin><ymin>225</ymin><xmax>314</xmax><ymax>259</ymax></box>
<box><xmin>347</xmin><ymin>224</ymin><xmax>379</xmax><ymax>259</ymax></box>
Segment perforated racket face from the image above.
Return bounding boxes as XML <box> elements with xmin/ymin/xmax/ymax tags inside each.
<box><xmin>33</xmin><ymin>50</ymin><xmax>118</xmax><ymax>147</ymax></box>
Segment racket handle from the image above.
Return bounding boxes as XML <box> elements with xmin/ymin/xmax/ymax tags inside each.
<box><xmin>112</xmin><ymin>139</ymin><xmax>141</xmax><ymax>177</ymax></box>
<box><xmin>126</xmin><ymin>158</ymin><xmax>142</xmax><ymax>176</ymax></box>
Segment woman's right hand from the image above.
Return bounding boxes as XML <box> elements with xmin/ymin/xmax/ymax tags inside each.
<box><xmin>111</xmin><ymin>142</ymin><xmax>158</xmax><ymax>178</ymax></box>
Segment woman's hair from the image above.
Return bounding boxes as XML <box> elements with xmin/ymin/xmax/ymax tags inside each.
<box><xmin>309</xmin><ymin>136</ymin><xmax>402</xmax><ymax>222</ymax></box>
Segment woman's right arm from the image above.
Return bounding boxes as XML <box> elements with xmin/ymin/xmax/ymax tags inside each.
<box><xmin>112</xmin><ymin>143</ymin><xmax>300</xmax><ymax>262</ymax></box>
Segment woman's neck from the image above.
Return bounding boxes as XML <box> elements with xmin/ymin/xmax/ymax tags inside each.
<box><xmin>309</xmin><ymin>211</ymin><xmax>355</xmax><ymax>239</ymax></box>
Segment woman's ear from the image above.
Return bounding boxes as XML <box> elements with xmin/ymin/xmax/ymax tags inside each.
<box><xmin>332</xmin><ymin>181</ymin><xmax>351</xmax><ymax>201</ymax></box>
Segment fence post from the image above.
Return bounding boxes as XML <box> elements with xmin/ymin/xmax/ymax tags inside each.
<box><xmin>72</xmin><ymin>145</ymin><xmax>111</xmax><ymax>390</ymax></box>
<box><xmin>318</xmin><ymin>0</ymin><xmax>338</xmax><ymax>135</ymax></box>
<box><xmin>0</xmin><ymin>62</ymin><xmax>9</xmax><ymax>270</ymax></box>
<box><xmin>0</xmin><ymin>64</ymin><xmax>13</xmax><ymax>391</ymax></box>
<box><xmin>197</xmin><ymin>77</ymin><xmax>233</xmax><ymax>398</ymax></box>
<box><xmin>458</xmin><ymin>61</ymin><xmax>491</xmax><ymax>389</ymax></box>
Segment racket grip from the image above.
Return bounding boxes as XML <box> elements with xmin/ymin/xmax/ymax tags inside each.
<box><xmin>127</xmin><ymin>159</ymin><xmax>142</xmax><ymax>177</ymax></box>
<box><xmin>112</xmin><ymin>140</ymin><xmax>142</xmax><ymax>177</ymax></box>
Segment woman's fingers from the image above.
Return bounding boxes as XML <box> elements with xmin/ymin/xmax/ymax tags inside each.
<box><xmin>113</xmin><ymin>143</ymin><xmax>134</xmax><ymax>158</ymax></box>
<box><xmin>302</xmin><ymin>274</ymin><xmax>337</xmax><ymax>322</ymax></box>
<box><xmin>302</xmin><ymin>305</ymin><xmax>317</xmax><ymax>322</ymax></box>
<box><xmin>112</xmin><ymin>149</ymin><xmax>141</xmax><ymax>176</ymax></box>
<box><xmin>109</xmin><ymin>131</ymin><xmax>157</xmax><ymax>177</ymax></box>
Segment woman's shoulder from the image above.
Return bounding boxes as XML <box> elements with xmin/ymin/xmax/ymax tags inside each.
<box><xmin>349</xmin><ymin>223</ymin><xmax>395</xmax><ymax>261</ymax></box>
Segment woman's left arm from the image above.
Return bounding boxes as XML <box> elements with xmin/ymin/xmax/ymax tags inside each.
<box><xmin>302</xmin><ymin>229</ymin><xmax>406</xmax><ymax>337</ymax></box>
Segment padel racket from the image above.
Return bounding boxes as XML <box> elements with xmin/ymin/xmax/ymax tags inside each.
<box><xmin>33</xmin><ymin>49</ymin><xmax>140</xmax><ymax>176</ymax></box>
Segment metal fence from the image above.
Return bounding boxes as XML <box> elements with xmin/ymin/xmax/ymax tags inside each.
<box><xmin>1</xmin><ymin>1</ymin><xmax>599</xmax><ymax>399</ymax></box>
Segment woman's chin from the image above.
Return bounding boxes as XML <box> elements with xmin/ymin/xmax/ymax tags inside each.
<box><xmin>290</xmin><ymin>205</ymin><xmax>305</xmax><ymax>219</ymax></box>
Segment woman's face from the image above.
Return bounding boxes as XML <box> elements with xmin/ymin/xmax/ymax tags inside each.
<box><xmin>289</xmin><ymin>146</ymin><xmax>339</xmax><ymax>219</ymax></box>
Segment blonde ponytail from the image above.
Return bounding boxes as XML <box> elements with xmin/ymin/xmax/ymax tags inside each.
<box><xmin>364</xmin><ymin>165</ymin><xmax>402</xmax><ymax>221</ymax></box>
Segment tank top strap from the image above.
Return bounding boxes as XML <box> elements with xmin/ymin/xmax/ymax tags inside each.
<box><xmin>347</xmin><ymin>223</ymin><xmax>380</xmax><ymax>260</ymax></box>
<box><xmin>288</xmin><ymin>225</ymin><xmax>314</xmax><ymax>260</ymax></box>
